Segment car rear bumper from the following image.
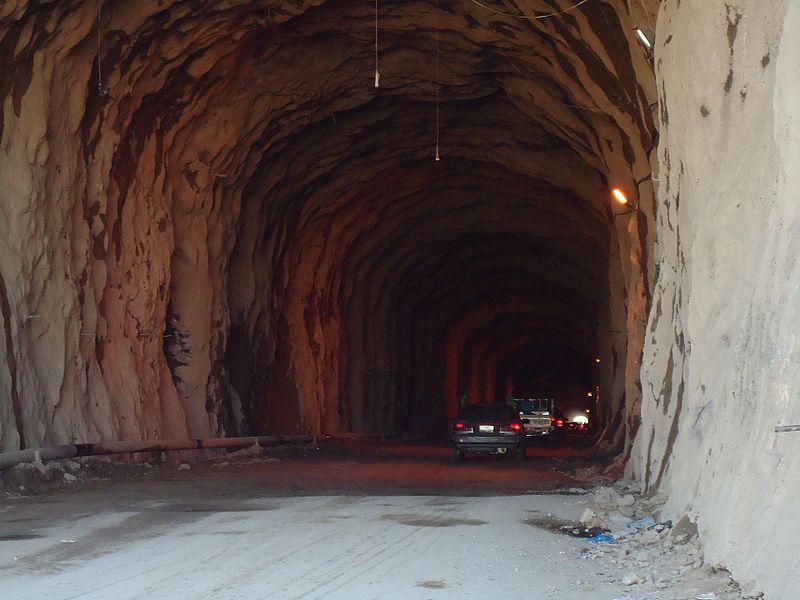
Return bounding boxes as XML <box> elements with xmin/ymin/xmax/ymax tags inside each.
<box><xmin>524</xmin><ymin>428</ymin><xmax>553</xmax><ymax>437</ymax></box>
<box><xmin>451</xmin><ymin>434</ymin><xmax>524</xmax><ymax>453</ymax></box>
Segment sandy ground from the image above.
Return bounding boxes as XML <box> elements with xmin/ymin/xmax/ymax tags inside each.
<box><xmin>0</xmin><ymin>441</ymin><xmax>741</xmax><ymax>599</ymax></box>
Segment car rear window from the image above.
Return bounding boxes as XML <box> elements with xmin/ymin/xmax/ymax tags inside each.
<box><xmin>459</xmin><ymin>405</ymin><xmax>517</xmax><ymax>421</ymax></box>
<box><xmin>517</xmin><ymin>399</ymin><xmax>551</xmax><ymax>413</ymax></box>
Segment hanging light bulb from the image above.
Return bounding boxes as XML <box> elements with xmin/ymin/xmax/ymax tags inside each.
<box><xmin>374</xmin><ymin>69</ymin><xmax>380</xmax><ymax>88</ymax></box>
<box><xmin>435</xmin><ymin>144</ymin><xmax>440</xmax><ymax>162</ymax></box>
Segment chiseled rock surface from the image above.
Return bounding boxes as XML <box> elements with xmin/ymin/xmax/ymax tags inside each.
<box><xmin>2</xmin><ymin>0</ymin><xmax>798</xmax><ymax>596</ymax></box>
<box><xmin>635</xmin><ymin>1</ymin><xmax>799</xmax><ymax>597</ymax></box>
<box><xmin>0</xmin><ymin>1</ymin><xmax>655</xmax><ymax>451</ymax></box>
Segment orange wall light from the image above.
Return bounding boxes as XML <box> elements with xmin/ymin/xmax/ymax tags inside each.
<box><xmin>611</xmin><ymin>187</ymin><xmax>628</xmax><ymax>205</ymax></box>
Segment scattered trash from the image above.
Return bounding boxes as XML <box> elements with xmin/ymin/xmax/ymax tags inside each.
<box><xmin>558</xmin><ymin>523</ymin><xmax>609</xmax><ymax>538</ymax></box>
<box><xmin>177</xmin><ymin>463</ymin><xmax>191</xmax><ymax>471</ymax></box>
<box><xmin>609</xmin><ymin>515</ymin><xmax>669</xmax><ymax>540</ymax></box>
<box><xmin>61</xmin><ymin>539</ymin><xmax>76</xmax><ymax>544</ymax></box>
<box><xmin>577</xmin><ymin>483</ymin><xmax>740</xmax><ymax>600</ymax></box>
<box><xmin>587</xmin><ymin>532</ymin><xmax>614</xmax><ymax>543</ymax></box>
<box><xmin>655</xmin><ymin>519</ymin><xmax>672</xmax><ymax>532</ymax></box>
<box><xmin>631</xmin><ymin>516</ymin><xmax>656</xmax><ymax>530</ymax></box>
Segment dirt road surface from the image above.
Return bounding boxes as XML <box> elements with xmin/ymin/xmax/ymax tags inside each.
<box><xmin>0</xmin><ymin>441</ymin><xmax>720</xmax><ymax>599</ymax></box>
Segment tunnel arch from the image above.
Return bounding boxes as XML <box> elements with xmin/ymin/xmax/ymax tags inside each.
<box><xmin>0</xmin><ymin>0</ymin><xmax>657</xmax><ymax>454</ymax></box>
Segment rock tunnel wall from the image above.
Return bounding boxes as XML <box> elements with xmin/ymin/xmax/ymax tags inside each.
<box><xmin>632</xmin><ymin>1</ymin><xmax>798</xmax><ymax>597</ymax></box>
<box><xmin>0</xmin><ymin>0</ymin><xmax>656</xmax><ymax>450</ymax></box>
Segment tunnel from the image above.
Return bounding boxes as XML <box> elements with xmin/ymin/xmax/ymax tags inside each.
<box><xmin>0</xmin><ymin>0</ymin><xmax>656</xmax><ymax>444</ymax></box>
<box><xmin>1</xmin><ymin>1</ymin><xmax>798</xmax><ymax>598</ymax></box>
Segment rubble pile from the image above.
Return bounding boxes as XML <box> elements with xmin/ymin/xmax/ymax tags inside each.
<box><xmin>577</xmin><ymin>483</ymin><xmax>756</xmax><ymax>600</ymax></box>
<box><xmin>0</xmin><ymin>456</ymin><xmax>157</xmax><ymax>496</ymax></box>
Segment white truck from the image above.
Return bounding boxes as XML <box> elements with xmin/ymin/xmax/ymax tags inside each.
<box><xmin>515</xmin><ymin>398</ymin><xmax>562</xmax><ymax>438</ymax></box>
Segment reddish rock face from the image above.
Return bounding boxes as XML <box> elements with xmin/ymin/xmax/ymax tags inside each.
<box><xmin>0</xmin><ymin>0</ymin><xmax>656</xmax><ymax>447</ymax></box>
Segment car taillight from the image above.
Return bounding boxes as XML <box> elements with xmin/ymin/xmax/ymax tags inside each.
<box><xmin>454</xmin><ymin>422</ymin><xmax>466</xmax><ymax>431</ymax></box>
<box><xmin>556</xmin><ymin>419</ymin><xmax>564</xmax><ymax>427</ymax></box>
<box><xmin>500</xmin><ymin>423</ymin><xmax>522</xmax><ymax>433</ymax></box>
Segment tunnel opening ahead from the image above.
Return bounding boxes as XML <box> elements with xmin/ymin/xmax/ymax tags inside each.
<box><xmin>0</xmin><ymin>0</ymin><xmax>657</xmax><ymax>458</ymax></box>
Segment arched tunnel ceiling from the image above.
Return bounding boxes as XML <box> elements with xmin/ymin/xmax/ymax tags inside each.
<box><xmin>0</xmin><ymin>0</ymin><xmax>657</xmax><ymax>447</ymax></box>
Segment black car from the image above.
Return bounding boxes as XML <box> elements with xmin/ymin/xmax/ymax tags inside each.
<box><xmin>451</xmin><ymin>404</ymin><xmax>526</xmax><ymax>460</ymax></box>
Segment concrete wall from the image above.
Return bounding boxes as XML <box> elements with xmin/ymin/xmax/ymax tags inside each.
<box><xmin>634</xmin><ymin>1</ymin><xmax>799</xmax><ymax>597</ymax></box>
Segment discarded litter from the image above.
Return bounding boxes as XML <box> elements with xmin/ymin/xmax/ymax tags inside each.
<box><xmin>558</xmin><ymin>524</ymin><xmax>609</xmax><ymax>538</ymax></box>
<box><xmin>611</xmin><ymin>515</ymin><xmax>671</xmax><ymax>539</ymax></box>
<box><xmin>631</xmin><ymin>516</ymin><xmax>656</xmax><ymax>529</ymax></box>
<box><xmin>587</xmin><ymin>532</ymin><xmax>614</xmax><ymax>543</ymax></box>
<box><xmin>695</xmin><ymin>594</ymin><xmax>717</xmax><ymax>600</ymax></box>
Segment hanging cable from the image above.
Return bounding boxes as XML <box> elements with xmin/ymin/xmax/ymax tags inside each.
<box><xmin>96</xmin><ymin>0</ymin><xmax>108</xmax><ymax>96</ymax></box>
<box><xmin>374</xmin><ymin>0</ymin><xmax>380</xmax><ymax>88</ymax></box>
<box><xmin>434</xmin><ymin>0</ymin><xmax>440</xmax><ymax>162</ymax></box>
<box><xmin>469</xmin><ymin>0</ymin><xmax>594</xmax><ymax>20</ymax></box>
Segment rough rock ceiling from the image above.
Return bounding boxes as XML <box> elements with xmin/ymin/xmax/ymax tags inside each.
<box><xmin>0</xmin><ymin>0</ymin><xmax>657</xmax><ymax>447</ymax></box>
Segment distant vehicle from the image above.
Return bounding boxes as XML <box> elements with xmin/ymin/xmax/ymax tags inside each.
<box><xmin>550</xmin><ymin>408</ymin><xmax>568</xmax><ymax>441</ymax></box>
<box><xmin>515</xmin><ymin>398</ymin><xmax>557</xmax><ymax>438</ymax></box>
<box><xmin>567</xmin><ymin>420</ymin><xmax>589</xmax><ymax>433</ymax></box>
<box><xmin>514</xmin><ymin>398</ymin><xmax>569</xmax><ymax>441</ymax></box>
<box><xmin>451</xmin><ymin>404</ymin><xmax>526</xmax><ymax>461</ymax></box>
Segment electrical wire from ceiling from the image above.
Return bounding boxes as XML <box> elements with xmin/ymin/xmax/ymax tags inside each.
<box><xmin>469</xmin><ymin>0</ymin><xmax>595</xmax><ymax>20</ymax></box>
<box><xmin>374</xmin><ymin>0</ymin><xmax>380</xmax><ymax>88</ymax></box>
<box><xmin>435</xmin><ymin>0</ymin><xmax>441</xmax><ymax>161</ymax></box>
<box><xmin>96</xmin><ymin>0</ymin><xmax>108</xmax><ymax>96</ymax></box>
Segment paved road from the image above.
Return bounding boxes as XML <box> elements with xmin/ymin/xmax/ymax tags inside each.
<box><xmin>1</xmin><ymin>441</ymin><xmax>629</xmax><ymax>600</ymax></box>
